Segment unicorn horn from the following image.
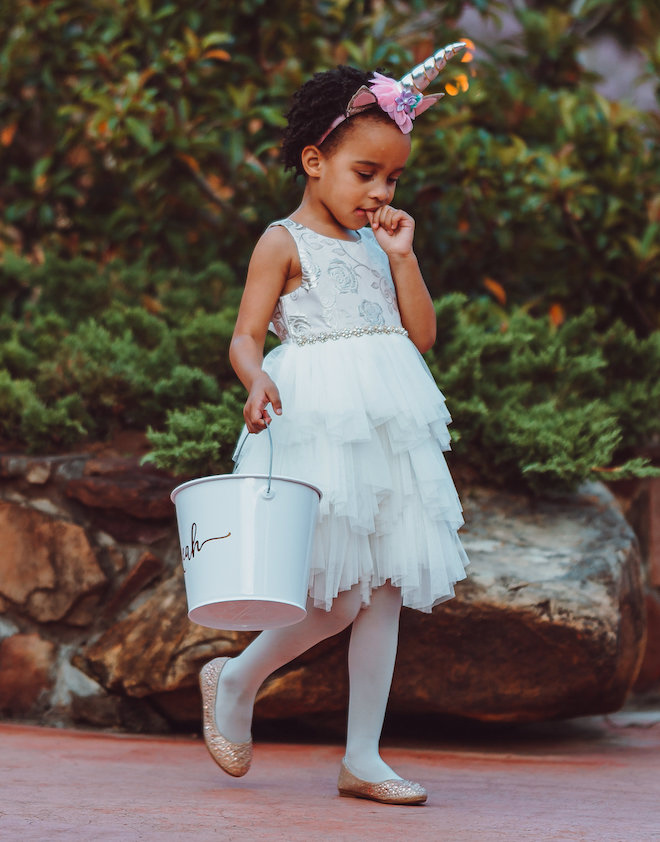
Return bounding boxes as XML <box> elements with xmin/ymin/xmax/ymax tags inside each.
<box><xmin>400</xmin><ymin>42</ymin><xmax>466</xmax><ymax>93</ymax></box>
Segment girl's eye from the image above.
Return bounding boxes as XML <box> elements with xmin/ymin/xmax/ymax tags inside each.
<box><xmin>356</xmin><ymin>172</ymin><xmax>400</xmax><ymax>185</ymax></box>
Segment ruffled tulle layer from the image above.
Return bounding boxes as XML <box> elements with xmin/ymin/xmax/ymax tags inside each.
<box><xmin>233</xmin><ymin>333</ymin><xmax>469</xmax><ymax>612</ymax></box>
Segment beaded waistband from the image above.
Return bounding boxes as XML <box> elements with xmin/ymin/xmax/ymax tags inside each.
<box><xmin>292</xmin><ymin>324</ymin><xmax>408</xmax><ymax>347</ymax></box>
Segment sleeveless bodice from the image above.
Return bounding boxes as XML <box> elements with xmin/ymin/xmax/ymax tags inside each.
<box><xmin>269</xmin><ymin>218</ymin><xmax>406</xmax><ymax>345</ymax></box>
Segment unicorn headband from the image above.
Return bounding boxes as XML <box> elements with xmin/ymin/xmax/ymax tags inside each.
<box><xmin>317</xmin><ymin>42</ymin><xmax>467</xmax><ymax>145</ymax></box>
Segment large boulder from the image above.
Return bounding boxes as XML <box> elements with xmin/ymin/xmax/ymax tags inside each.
<box><xmin>391</xmin><ymin>481</ymin><xmax>646</xmax><ymax>721</ymax></box>
<box><xmin>78</xmin><ymin>481</ymin><xmax>645</xmax><ymax>725</ymax></box>
<box><xmin>0</xmin><ymin>501</ymin><xmax>107</xmax><ymax>625</ymax></box>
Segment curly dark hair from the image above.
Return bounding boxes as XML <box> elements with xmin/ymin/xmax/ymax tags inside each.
<box><xmin>281</xmin><ymin>65</ymin><xmax>392</xmax><ymax>177</ymax></box>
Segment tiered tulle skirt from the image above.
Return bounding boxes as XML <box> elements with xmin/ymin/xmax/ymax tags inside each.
<box><xmin>233</xmin><ymin>333</ymin><xmax>469</xmax><ymax>612</ymax></box>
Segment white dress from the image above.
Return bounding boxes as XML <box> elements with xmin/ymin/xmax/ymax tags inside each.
<box><xmin>233</xmin><ymin>218</ymin><xmax>469</xmax><ymax>612</ymax></box>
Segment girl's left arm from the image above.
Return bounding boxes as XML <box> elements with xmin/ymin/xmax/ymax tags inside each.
<box><xmin>367</xmin><ymin>206</ymin><xmax>436</xmax><ymax>353</ymax></box>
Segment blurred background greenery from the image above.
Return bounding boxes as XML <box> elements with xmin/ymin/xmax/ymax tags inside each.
<box><xmin>1</xmin><ymin>0</ymin><xmax>659</xmax><ymax>494</ymax></box>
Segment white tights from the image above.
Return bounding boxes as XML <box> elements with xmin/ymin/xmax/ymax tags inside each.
<box><xmin>214</xmin><ymin>582</ymin><xmax>403</xmax><ymax>782</ymax></box>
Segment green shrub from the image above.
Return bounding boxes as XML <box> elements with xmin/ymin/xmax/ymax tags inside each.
<box><xmin>0</xmin><ymin>254</ymin><xmax>239</xmax><ymax>446</ymax></box>
<box><xmin>144</xmin><ymin>389</ymin><xmax>245</xmax><ymax>477</ymax></box>
<box><xmin>1</xmin><ymin>227</ymin><xmax>659</xmax><ymax>493</ymax></box>
<box><xmin>1</xmin><ymin>1</ymin><xmax>659</xmax><ymax>494</ymax></box>
<box><xmin>428</xmin><ymin>295</ymin><xmax>660</xmax><ymax>494</ymax></box>
<box><xmin>144</xmin><ymin>291</ymin><xmax>660</xmax><ymax>492</ymax></box>
<box><xmin>0</xmin><ymin>371</ymin><xmax>89</xmax><ymax>448</ymax></box>
<box><xmin>2</xmin><ymin>1</ymin><xmax>658</xmax><ymax>329</ymax></box>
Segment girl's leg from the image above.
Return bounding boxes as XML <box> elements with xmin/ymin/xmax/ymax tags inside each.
<box><xmin>214</xmin><ymin>584</ymin><xmax>363</xmax><ymax>742</ymax></box>
<box><xmin>344</xmin><ymin>581</ymin><xmax>403</xmax><ymax>782</ymax></box>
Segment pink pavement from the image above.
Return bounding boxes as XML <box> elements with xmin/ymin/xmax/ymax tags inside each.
<box><xmin>1</xmin><ymin>712</ymin><xmax>659</xmax><ymax>841</ymax></box>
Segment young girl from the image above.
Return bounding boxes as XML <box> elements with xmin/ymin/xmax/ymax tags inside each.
<box><xmin>199</xmin><ymin>44</ymin><xmax>470</xmax><ymax>806</ymax></box>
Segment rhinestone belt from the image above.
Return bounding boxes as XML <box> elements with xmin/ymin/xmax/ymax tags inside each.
<box><xmin>293</xmin><ymin>324</ymin><xmax>408</xmax><ymax>346</ymax></box>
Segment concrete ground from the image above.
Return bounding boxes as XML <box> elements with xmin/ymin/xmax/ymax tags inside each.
<box><xmin>1</xmin><ymin>711</ymin><xmax>659</xmax><ymax>842</ymax></box>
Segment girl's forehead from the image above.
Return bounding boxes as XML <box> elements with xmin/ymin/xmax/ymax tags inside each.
<box><xmin>339</xmin><ymin>120</ymin><xmax>411</xmax><ymax>167</ymax></box>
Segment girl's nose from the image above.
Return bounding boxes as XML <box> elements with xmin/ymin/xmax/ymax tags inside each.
<box><xmin>369</xmin><ymin>179</ymin><xmax>392</xmax><ymax>202</ymax></box>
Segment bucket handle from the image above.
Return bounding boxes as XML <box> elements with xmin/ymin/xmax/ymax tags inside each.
<box><xmin>233</xmin><ymin>421</ymin><xmax>274</xmax><ymax>496</ymax></box>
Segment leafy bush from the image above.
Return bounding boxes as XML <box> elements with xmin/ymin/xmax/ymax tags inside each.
<box><xmin>428</xmin><ymin>295</ymin><xmax>660</xmax><ymax>494</ymax></box>
<box><xmin>144</xmin><ymin>293</ymin><xmax>660</xmax><ymax>490</ymax></box>
<box><xmin>1</xmin><ymin>1</ymin><xmax>659</xmax><ymax>494</ymax></box>
<box><xmin>1</xmin><ymin>211</ymin><xmax>659</xmax><ymax>492</ymax></box>
<box><xmin>144</xmin><ymin>390</ymin><xmax>245</xmax><ymax>478</ymax></box>
<box><xmin>0</xmin><ymin>370</ymin><xmax>89</xmax><ymax>448</ymax></box>
<box><xmin>2</xmin><ymin>1</ymin><xmax>658</xmax><ymax>329</ymax></box>
<box><xmin>404</xmin><ymin>92</ymin><xmax>660</xmax><ymax>332</ymax></box>
<box><xmin>0</xmin><ymin>254</ymin><xmax>237</xmax><ymax>446</ymax></box>
<box><xmin>0</xmin><ymin>0</ymin><xmax>419</xmax><ymax>270</ymax></box>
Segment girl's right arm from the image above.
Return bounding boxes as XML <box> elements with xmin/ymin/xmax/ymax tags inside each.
<box><xmin>229</xmin><ymin>226</ymin><xmax>295</xmax><ymax>433</ymax></box>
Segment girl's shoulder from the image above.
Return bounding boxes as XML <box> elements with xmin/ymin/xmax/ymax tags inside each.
<box><xmin>252</xmin><ymin>220</ymin><xmax>297</xmax><ymax>258</ymax></box>
<box><xmin>248</xmin><ymin>220</ymin><xmax>300</xmax><ymax>282</ymax></box>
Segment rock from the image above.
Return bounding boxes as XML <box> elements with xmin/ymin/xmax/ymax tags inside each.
<box><xmin>634</xmin><ymin>591</ymin><xmax>660</xmax><ymax>692</ymax></box>
<box><xmin>0</xmin><ymin>633</ymin><xmax>56</xmax><ymax>716</ymax></box>
<box><xmin>26</xmin><ymin>461</ymin><xmax>51</xmax><ymax>484</ymax></box>
<box><xmin>81</xmin><ymin>513</ymin><xmax>173</xmax><ymax>545</ymax></box>
<box><xmin>388</xmin><ymin>481</ymin><xmax>645</xmax><ymax>722</ymax></box>
<box><xmin>611</xmin><ymin>475</ymin><xmax>660</xmax><ymax>702</ymax></box>
<box><xmin>0</xmin><ymin>455</ymin><xmax>31</xmax><ymax>479</ymax></box>
<box><xmin>0</xmin><ymin>617</ymin><xmax>19</xmax><ymax>639</ymax></box>
<box><xmin>45</xmin><ymin>648</ymin><xmax>165</xmax><ymax>731</ymax></box>
<box><xmin>102</xmin><ymin>550</ymin><xmax>164</xmax><ymax>618</ymax></box>
<box><xmin>53</xmin><ymin>456</ymin><xmax>87</xmax><ymax>481</ymax></box>
<box><xmin>94</xmin><ymin>531</ymin><xmax>127</xmax><ymax>575</ymax></box>
<box><xmin>0</xmin><ymin>453</ymin><xmax>83</xmax><ymax>482</ymax></box>
<box><xmin>70</xmin><ymin>690</ymin><xmax>170</xmax><ymax>732</ymax></box>
<box><xmin>30</xmin><ymin>498</ymin><xmax>68</xmax><ymax>518</ymax></box>
<box><xmin>77</xmin><ymin>481</ymin><xmax>646</xmax><ymax>727</ymax></box>
<box><xmin>649</xmin><ymin>476</ymin><xmax>660</xmax><ymax>587</ymax></box>
<box><xmin>0</xmin><ymin>501</ymin><xmax>107</xmax><ymax>625</ymax></box>
<box><xmin>79</xmin><ymin>573</ymin><xmax>253</xmax><ymax>700</ymax></box>
<box><xmin>51</xmin><ymin>652</ymin><xmax>105</xmax><ymax>709</ymax></box>
<box><xmin>66</xmin><ymin>456</ymin><xmax>174</xmax><ymax>520</ymax></box>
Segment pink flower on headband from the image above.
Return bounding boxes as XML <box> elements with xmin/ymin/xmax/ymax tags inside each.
<box><xmin>369</xmin><ymin>72</ymin><xmax>422</xmax><ymax>134</ymax></box>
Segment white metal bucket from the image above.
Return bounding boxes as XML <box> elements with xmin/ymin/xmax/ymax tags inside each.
<box><xmin>170</xmin><ymin>429</ymin><xmax>321</xmax><ymax>631</ymax></box>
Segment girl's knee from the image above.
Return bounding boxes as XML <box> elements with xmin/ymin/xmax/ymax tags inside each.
<box><xmin>328</xmin><ymin>586</ymin><xmax>363</xmax><ymax>629</ymax></box>
<box><xmin>365</xmin><ymin>581</ymin><xmax>403</xmax><ymax>616</ymax></box>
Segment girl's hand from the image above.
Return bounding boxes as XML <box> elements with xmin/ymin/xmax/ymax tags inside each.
<box><xmin>366</xmin><ymin>206</ymin><xmax>415</xmax><ymax>257</ymax></box>
<box><xmin>243</xmin><ymin>372</ymin><xmax>282</xmax><ymax>433</ymax></box>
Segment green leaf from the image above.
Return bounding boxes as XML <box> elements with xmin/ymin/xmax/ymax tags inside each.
<box><xmin>201</xmin><ymin>31</ymin><xmax>233</xmax><ymax>49</ymax></box>
<box><xmin>125</xmin><ymin>116</ymin><xmax>153</xmax><ymax>149</ymax></box>
<box><xmin>137</xmin><ymin>0</ymin><xmax>151</xmax><ymax>19</ymax></box>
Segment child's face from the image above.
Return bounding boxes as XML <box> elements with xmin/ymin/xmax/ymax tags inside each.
<box><xmin>317</xmin><ymin>118</ymin><xmax>411</xmax><ymax>230</ymax></box>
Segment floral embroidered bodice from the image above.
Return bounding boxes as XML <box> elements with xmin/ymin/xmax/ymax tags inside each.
<box><xmin>269</xmin><ymin>219</ymin><xmax>404</xmax><ymax>345</ymax></box>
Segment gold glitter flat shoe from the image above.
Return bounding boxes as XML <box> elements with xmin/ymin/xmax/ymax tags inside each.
<box><xmin>337</xmin><ymin>760</ymin><xmax>427</xmax><ymax>805</ymax></box>
<box><xmin>199</xmin><ymin>657</ymin><xmax>252</xmax><ymax>777</ymax></box>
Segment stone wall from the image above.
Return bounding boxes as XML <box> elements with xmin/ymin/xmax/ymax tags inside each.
<box><xmin>612</xmin><ymin>477</ymin><xmax>660</xmax><ymax>705</ymax></box>
<box><xmin>0</xmin><ymin>437</ymin><xmax>654</xmax><ymax>733</ymax></box>
<box><xmin>0</xmin><ymin>435</ymin><xmax>180</xmax><ymax>731</ymax></box>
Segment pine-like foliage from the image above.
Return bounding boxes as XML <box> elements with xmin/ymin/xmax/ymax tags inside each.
<box><xmin>0</xmin><ymin>253</ymin><xmax>237</xmax><ymax>448</ymax></box>
<box><xmin>144</xmin><ymin>390</ymin><xmax>245</xmax><ymax>478</ymax></box>
<box><xmin>429</xmin><ymin>295</ymin><xmax>660</xmax><ymax>494</ymax></box>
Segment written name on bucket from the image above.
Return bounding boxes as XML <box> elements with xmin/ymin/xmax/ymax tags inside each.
<box><xmin>180</xmin><ymin>522</ymin><xmax>231</xmax><ymax>572</ymax></box>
